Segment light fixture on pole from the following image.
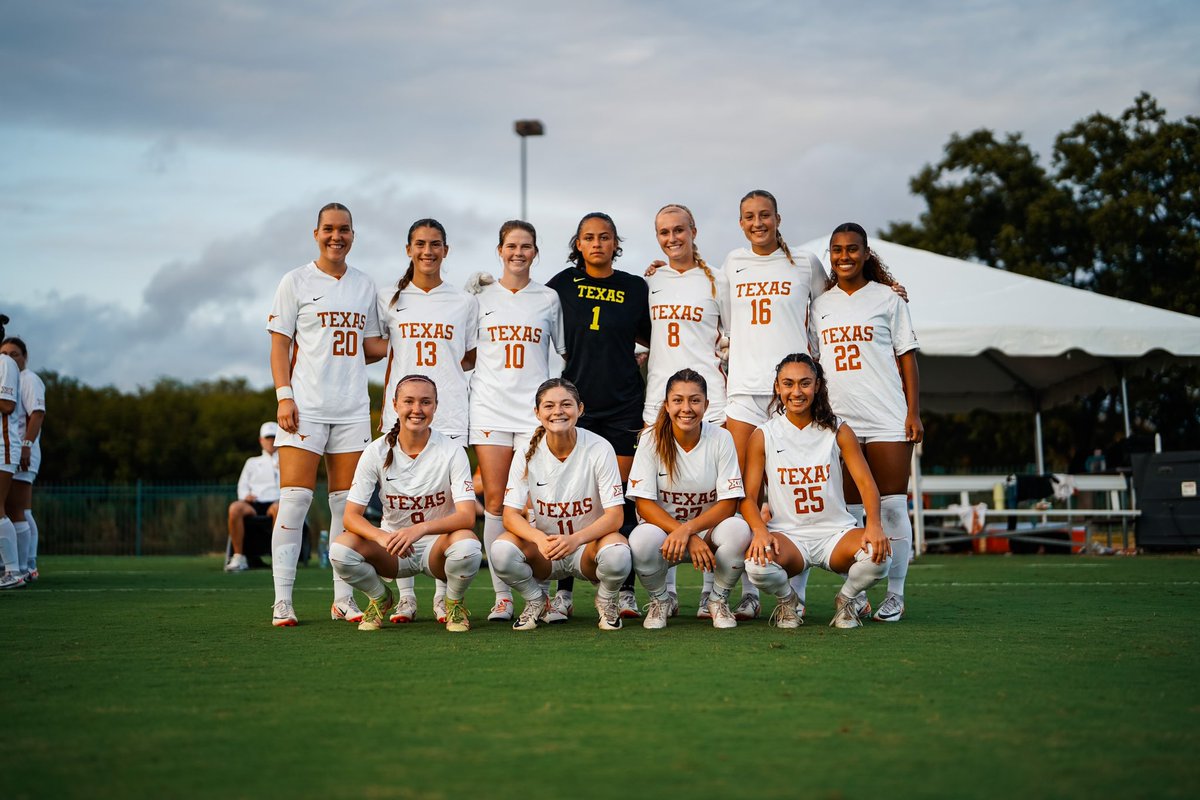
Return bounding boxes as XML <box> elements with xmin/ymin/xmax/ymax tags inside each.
<box><xmin>514</xmin><ymin>119</ymin><xmax>544</xmax><ymax>220</ymax></box>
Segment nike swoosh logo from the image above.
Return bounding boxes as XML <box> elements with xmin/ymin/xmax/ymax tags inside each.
<box><xmin>362</xmin><ymin>438</ymin><xmax>370</xmax><ymax>443</ymax></box>
<box><xmin>280</xmin><ymin>525</ymin><xmax>297</xmax><ymax>530</ymax></box>
<box><xmin>735</xmin><ymin>268</ymin><xmax>748</xmax><ymax>273</ymax></box>
<box><xmin>651</xmin><ymin>290</ymin><xmax>662</xmax><ymax>294</ymax></box>
<box><xmin>573</xmin><ymin>277</ymin><xmax>586</xmax><ymax>283</ymax></box>
<box><xmin>820</xmin><ymin>313</ymin><xmax>831</xmax><ymax>319</ymax></box>
<box><xmin>312</xmin><ymin>296</ymin><xmax>324</xmax><ymax>301</ymax></box>
<box><xmin>776</xmin><ymin>449</ymin><xmax>786</xmax><ymax>453</ymax></box>
<box><xmin>386</xmin><ymin>475</ymin><xmax>398</xmax><ymax>481</ymax></box>
<box><xmin>484</xmin><ymin>310</ymin><xmax>496</xmax><ymax>316</ymax></box>
<box><xmin>658</xmin><ymin>472</ymin><xmax>668</xmax><ymax>477</ymax></box>
<box><xmin>395</xmin><ymin>307</ymin><xmax>407</xmax><ymax>312</ymax></box>
<box><xmin>536</xmin><ymin>481</ymin><xmax>549</xmax><ymax>486</ymax></box>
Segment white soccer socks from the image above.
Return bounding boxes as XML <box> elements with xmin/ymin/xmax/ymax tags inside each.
<box><xmin>594</xmin><ymin>542</ymin><xmax>631</xmax><ymax>601</ymax></box>
<box><xmin>329</xmin><ymin>541</ymin><xmax>386</xmax><ymax>601</ymax></box>
<box><xmin>442</xmin><ymin>538</ymin><xmax>482</xmax><ymax>601</ymax></box>
<box><xmin>0</xmin><ymin>516</ymin><xmax>18</xmax><ymax>574</ymax></box>
<box><xmin>489</xmin><ymin>539</ymin><xmax>541</xmax><ymax>602</ymax></box>
<box><xmin>271</xmin><ymin>486</ymin><xmax>313</xmax><ymax>603</ymax></box>
<box><xmin>839</xmin><ymin>547</ymin><xmax>891</xmax><ymax>601</ymax></box>
<box><xmin>482</xmin><ymin>512</ymin><xmax>511</xmax><ymax>598</ymax></box>
<box><xmin>709</xmin><ymin>517</ymin><xmax>752</xmax><ymax>596</ymax></box>
<box><xmin>14</xmin><ymin>520</ymin><xmax>30</xmax><ymax>575</ymax></box>
<box><xmin>630</xmin><ymin>523</ymin><xmax>671</xmax><ymax>599</ymax></box>
<box><xmin>881</xmin><ymin>494</ymin><xmax>912</xmax><ymax>597</ymax></box>
<box><xmin>24</xmin><ymin>509</ymin><xmax>38</xmax><ymax>572</ymax></box>
<box><xmin>745</xmin><ymin>558</ymin><xmax>790</xmax><ymax>600</ymax></box>
<box><xmin>327</xmin><ymin>490</ymin><xmax>354</xmax><ymax>604</ymax></box>
<box><xmin>789</xmin><ymin>567</ymin><xmax>811</xmax><ymax>605</ymax></box>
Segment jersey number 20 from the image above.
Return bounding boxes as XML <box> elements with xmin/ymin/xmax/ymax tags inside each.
<box><xmin>332</xmin><ymin>330</ymin><xmax>358</xmax><ymax>357</ymax></box>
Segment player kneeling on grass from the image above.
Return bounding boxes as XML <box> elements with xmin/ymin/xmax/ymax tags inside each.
<box><xmin>490</xmin><ymin>378</ymin><xmax>630</xmax><ymax>631</ymax></box>
<box><xmin>330</xmin><ymin>375</ymin><xmax>481</xmax><ymax>633</ymax></box>
<box><xmin>628</xmin><ymin>369</ymin><xmax>750</xmax><ymax>630</ymax></box>
<box><xmin>741</xmin><ymin>354</ymin><xmax>891</xmax><ymax>629</ymax></box>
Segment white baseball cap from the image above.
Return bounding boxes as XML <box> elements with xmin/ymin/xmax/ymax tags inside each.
<box><xmin>260</xmin><ymin>422</ymin><xmax>279</xmax><ymax>438</ymax></box>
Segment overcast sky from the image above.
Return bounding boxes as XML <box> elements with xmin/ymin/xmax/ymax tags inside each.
<box><xmin>3</xmin><ymin>0</ymin><xmax>1198</xmax><ymax>389</ymax></box>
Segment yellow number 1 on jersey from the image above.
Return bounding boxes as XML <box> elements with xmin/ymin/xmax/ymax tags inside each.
<box><xmin>589</xmin><ymin>305</ymin><xmax>601</xmax><ymax>331</ymax></box>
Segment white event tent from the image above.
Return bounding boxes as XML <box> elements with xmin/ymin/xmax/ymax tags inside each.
<box><xmin>798</xmin><ymin>237</ymin><xmax>1200</xmax><ymax>471</ymax></box>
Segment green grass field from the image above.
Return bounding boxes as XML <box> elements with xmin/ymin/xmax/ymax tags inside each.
<box><xmin>2</xmin><ymin>554</ymin><xmax>1197</xmax><ymax>799</ymax></box>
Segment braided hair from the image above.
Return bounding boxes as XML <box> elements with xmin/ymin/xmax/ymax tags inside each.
<box><xmin>655</xmin><ymin>204</ymin><xmax>717</xmax><ymax>298</ymax></box>
<box><xmin>768</xmin><ymin>353</ymin><xmax>837</xmax><ymax>431</ymax></box>
<box><xmin>381</xmin><ymin>374</ymin><xmax>438</xmax><ymax>470</ymax></box>
<box><xmin>391</xmin><ymin>218</ymin><xmax>448</xmax><ymax>308</ymax></box>
<box><xmin>740</xmin><ymin>189</ymin><xmax>795</xmax><ymax>265</ymax></box>
<box><xmin>523</xmin><ymin>378</ymin><xmax>583</xmax><ymax>474</ymax></box>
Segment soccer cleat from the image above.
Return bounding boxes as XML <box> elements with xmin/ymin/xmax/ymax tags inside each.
<box><xmin>358</xmin><ymin>588</ymin><xmax>396</xmax><ymax>632</ymax></box>
<box><xmin>444</xmin><ymin>599</ymin><xmax>471</xmax><ymax>633</ymax></box>
<box><xmin>618</xmin><ymin>588</ymin><xmax>641</xmax><ymax>619</ymax></box>
<box><xmin>831</xmin><ymin>593</ymin><xmax>865</xmax><ymax>629</ymax></box>
<box><xmin>224</xmin><ymin>554</ymin><xmax>249</xmax><ymax>572</ymax></box>
<box><xmin>642</xmin><ymin>596</ymin><xmax>670</xmax><ymax>630</ymax></box>
<box><xmin>271</xmin><ymin>599</ymin><xmax>298</xmax><ymax>627</ymax></box>
<box><xmin>596</xmin><ymin>594</ymin><xmax>623</xmax><ymax>631</ymax></box>
<box><xmin>513</xmin><ymin>593</ymin><xmax>548</xmax><ymax>631</ymax></box>
<box><xmin>0</xmin><ymin>572</ymin><xmax>27</xmax><ymax>590</ymax></box>
<box><xmin>487</xmin><ymin>597</ymin><xmax>514</xmax><ymax>622</ymax></box>
<box><xmin>331</xmin><ymin>595</ymin><xmax>365</xmax><ymax>623</ymax></box>
<box><xmin>708</xmin><ymin>596</ymin><xmax>738</xmax><ymax>629</ymax></box>
<box><xmin>545</xmin><ymin>592</ymin><xmax>573</xmax><ymax>624</ymax></box>
<box><xmin>696</xmin><ymin>590</ymin><xmax>712</xmax><ymax>619</ymax></box>
<box><xmin>434</xmin><ymin>594</ymin><xmax>448</xmax><ymax>624</ymax></box>
<box><xmin>768</xmin><ymin>593</ymin><xmax>803</xmax><ymax>629</ymax></box>
<box><xmin>872</xmin><ymin>592</ymin><xmax>905</xmax><ymax>622</ymax></box>
<box><xmin>667</xmin><ymin>590</ymin><xmax>680</xmax><ymax>617</ymax></box>
<box><xmin>389</xmin><ymin>595</ymin><xmax>418</xmax><ymax>624</ymax></box>
<box><xmin>852</xmin><ymin>591</ymin><xmax>872</xmax><ymax>620</ymax></box>
<box><xmin>733</xmin><ymin>593</ymin><xmax>761</xmax><ymax>621</ymax></box>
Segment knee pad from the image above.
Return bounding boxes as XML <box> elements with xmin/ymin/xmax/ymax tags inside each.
<box><xmin>596</xmin><ymin>541</ymin><xmax>632</xmax><ymax>581</ymax></box>
<box><xmin>444</xmin><ymin>538</ymin><xmax>483</xmax><ymax>573</ymax></box>
<box><xmin>328</xmin><ymin>541</ymin><xmax>361</xmax><ymax>569</ymax></box>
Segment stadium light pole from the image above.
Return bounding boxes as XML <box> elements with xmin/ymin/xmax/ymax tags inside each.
<box><xmin>514</xmin><ymin>119</ymin><xmax>544</xmax><ymax>220</ymax></box>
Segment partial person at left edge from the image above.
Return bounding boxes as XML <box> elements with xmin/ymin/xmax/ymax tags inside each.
<box><xmin>0</xmin><ymin>314</ymin><xmax>30</xmax><ymax>589</ymax></box>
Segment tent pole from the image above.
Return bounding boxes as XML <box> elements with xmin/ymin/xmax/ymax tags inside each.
<box><xmin>1035</xmin><ymin>409</ymin><xmax>1045</xmax><ymax>474</ymax></box>
<box><xmin>910</xmin><ymin>443</ymin><xmax>924</xmax><ymax>558</ymax></box>
<box><xmin>1120</xmin><ymin>373</ymin><xmax>1132</xmax><ymax>438</ymax></box>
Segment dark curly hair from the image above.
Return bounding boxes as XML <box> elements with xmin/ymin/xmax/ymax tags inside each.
<box><xmin>768</xmin><ymin>353</ymin><xmax>837</xmax><ymax>431</ymax></box>
<box><xmin>567</xmin><ymin>212</ymin><xmax>623</xmax><ymax>270</ymax></box>
<box><xmin>826</xmin><ymin>222</ymin><xmax>897</xmax><ymax>289</ymax></box>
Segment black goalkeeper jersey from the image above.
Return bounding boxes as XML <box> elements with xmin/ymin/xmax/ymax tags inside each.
<box><xmin>547</xmin><ymin>265</ymin><xmax>651</xmax><ymax>423</ymax></box>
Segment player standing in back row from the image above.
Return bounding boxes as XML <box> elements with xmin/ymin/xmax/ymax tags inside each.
<box><xmin>266</xmin><ymin>203</ymin><xmax>387</xmax><ymax>627</ymax></box>
<box><xmin>546</xmin><ymin>213</ymin><xmax>651</xmax><ymax>620</ymax></box>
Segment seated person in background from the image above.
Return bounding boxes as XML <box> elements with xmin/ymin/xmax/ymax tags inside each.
<box><xmin>225</xmin><ymin>422</ymin><xmax>280</xmax><ymax>572</ymax></box>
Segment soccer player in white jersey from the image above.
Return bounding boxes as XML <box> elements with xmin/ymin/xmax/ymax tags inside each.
<box><xmin>1</xmin><ymin>336</ymin><xmax>45</xmax><ymax>580</ymax></box>
<box><xmin>720</xmin><ymin>190</ymin><xmax>828</xmax><ymax>621</ymax></box>
<box><xmin>266</xmin><ymin>203</ymin><xmax>387</xmax><ymax>627</ymax></box>
<box><xmin>490</xmin><ymin>378</ymin><xmax>631</xmax><ymax>631</ymax></box>
<box><xmin>628</xmin><ymin>369</ymin><xmax>751</xmax><ymax>629</ymax></box>
<box><xmin>0</xmin><ymin>316</ymin><xmax>27</xmax><ymax>589</ymax></box>
<box><xmin>330</xmin><ymin>374</ymin><xmax>482</xmax><ymax>632</ymax></box>
<box><xmin>813</xmin><ymin>223</ymin><xmax>921</xmax><ymax>622</ymax></box>
<box><xmin>378</xmin><ymin>218</ymin><xmax>479</xmax><ymax>624</ymax></box>
<box><xmin>467</xmin><ymin>221</ymin><xmax>566</xmax><ymax>622</ymax></box>
<box><xmin>741</xmin><ymin>354</ymin><xmax>891</xmax><ymax>629</ymax></box>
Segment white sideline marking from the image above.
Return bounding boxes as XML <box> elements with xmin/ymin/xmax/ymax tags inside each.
<box><xmin>9</xmin><ymin>581</ymin><xmax>1200</xmax><ymax>594</ymax></box>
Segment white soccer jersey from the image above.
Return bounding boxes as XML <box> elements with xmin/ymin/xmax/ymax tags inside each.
<box><xmin>643</xmin><ymin>265</ymin><xmax>729</xmax><ymax>425</ymax></box>
<box><xmin>348</xmin><ymin>430</ymin><xmax>475</xmax><ymax>532</ymax></box>
<box><xmin>0</xmin><ymin>355</ymin><xmax>22</xmax><ymax>468</ymax></box>
<box><xmin>812</xmin><ymin>281</ymin><xmax>920</xmax><ymax>438</ymax></box>
<box><xmin>758</xmin><ymin>415</ymin><xmax>856</xmax><ymax>539</ymax></box>
<box><xmin>380</xmin><ymin>282</ymin><xmax>478</xmax><ymax>436</ymax></box>
<box><xmin>470</xmin><ymin>280</ymin><xmax>565</xmax><ymax>433</ymax></box>
<box><xmin>723</xmin><ymin>247</ymin><xmax>828</xmax><ymax>396</ymax></box>
<box><xmin>627</xmin><ymin>422</ymin><xmax>743</xmax><ymax>522</ymax></box>
<box><xmin>504</xmin><ymin>427</ymin><xmax>625</xmax><ymax>538</ymax></box>
<box><xmin>267</xmin><ymin>263</ymin><xmax>382</xmax><ymax>424</ymax></box>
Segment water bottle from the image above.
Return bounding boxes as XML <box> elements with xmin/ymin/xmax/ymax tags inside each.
<box><xmin>318</xmin><ymin>529</ymin><xmax>330</xmax><ymax>568</ymax></box>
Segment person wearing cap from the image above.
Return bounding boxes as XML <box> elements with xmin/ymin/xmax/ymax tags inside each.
<box><xmin>225</xmin><ymin>422</ymin><xmax>281</xmax><ymax>572</ymax></box>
